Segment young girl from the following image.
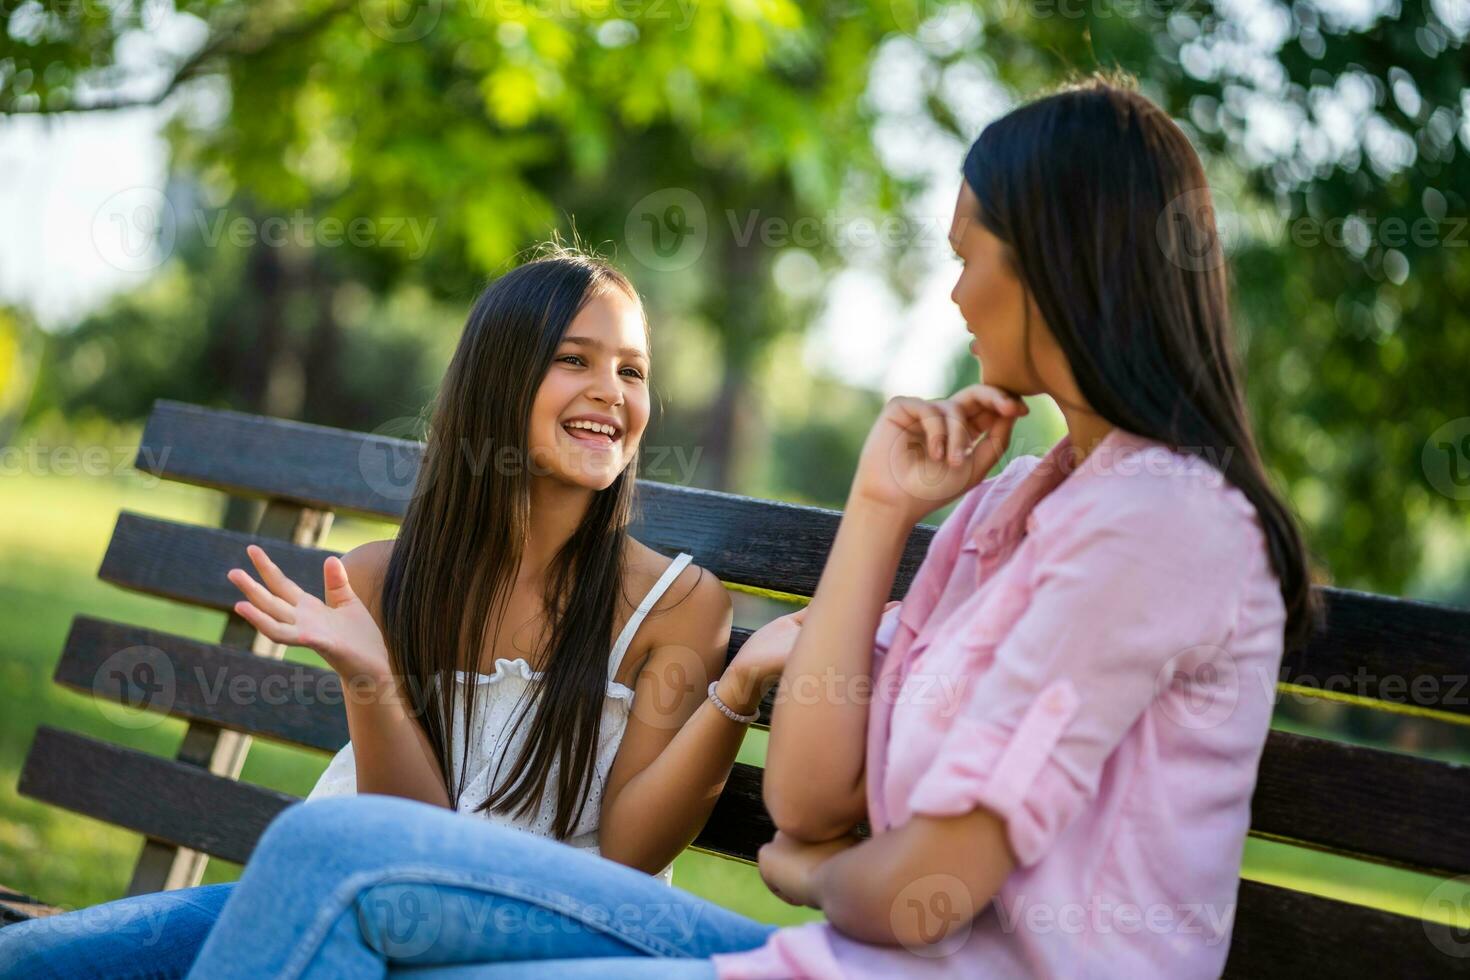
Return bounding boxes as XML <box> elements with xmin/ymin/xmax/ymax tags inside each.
<box><xmin>0</xmin><ymin>250</ymin><xmax>798</xmax><ymax>977</ymax></box>
<box><xmin>172</xmin><ymin>76</ymin><xmax>1307</xmax><ymax>978</ymax></box>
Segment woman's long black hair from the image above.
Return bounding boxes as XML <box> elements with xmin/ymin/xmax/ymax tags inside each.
<box><xmin>963</xmin><ymin>74</ymin><xmax>1319</xmax><ymax>652</ymax></box>
<box><xmin>381</xmin><ymin>250</ymin><xmax>644</xmax><ymax>838</ymax></box>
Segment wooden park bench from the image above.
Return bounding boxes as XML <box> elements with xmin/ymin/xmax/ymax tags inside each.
<box><xmin>4</xmin><ymin>398</ymin><xmax>1470</xmax><ymax>974</ymax></box>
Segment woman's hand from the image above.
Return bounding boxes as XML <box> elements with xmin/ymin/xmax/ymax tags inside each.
<box><xmin>227</xmin><ymin>544</ymin><xmax>392</xmax><ymax>683</ymax></box>
<box><xmin>850</xmin><ymin>384</ymin><xmax>1027</xmax><ymax>526</ymax></box>
<box><xmin>718</xmin><ymin>608</ymin><xmax>807</xmax><ymax>713</ymax></box>
<box><xmin>757</xmin><ymin>829</ymin><xmax>862</xmax><ymax>908</ymax></box>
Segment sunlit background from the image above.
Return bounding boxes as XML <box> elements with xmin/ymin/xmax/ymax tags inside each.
<box><xmin>2</xmin><ymin>0</ymin><xmax>1468</xmax><ymax>933</ymax></box>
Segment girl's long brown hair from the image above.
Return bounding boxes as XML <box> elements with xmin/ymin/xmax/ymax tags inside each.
<box><xmin>964</xmin><ymin>74</ymin><xmax>1320</xmax><ymax>651</ymax></box>
<box><xmin>381</xmin><ymin>250</ymin><xmax>643</xmax><ymax>838</ymax></box>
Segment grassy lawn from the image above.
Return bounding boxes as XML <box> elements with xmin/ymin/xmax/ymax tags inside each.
<box><xmin>1</xmin><ymin>452</ymin><xmax>1465</xmax><ymax>932</ymax></box>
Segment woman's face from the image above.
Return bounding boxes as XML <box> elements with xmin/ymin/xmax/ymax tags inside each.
<box><xmin>948</xmin><ymin>181</ymin><xmax>1066</xmax><ymax>399</ymax></box>
<box><xmin>527</xmin><ymin>286</ymin><xmax>651</xmax><ymax>490</ymax></box>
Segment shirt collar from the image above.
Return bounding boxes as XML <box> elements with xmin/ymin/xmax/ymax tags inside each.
<box><xmin>967</xmin><ymin>427</ymin><xmax>1132</xmax><ymax>554</ymax></box>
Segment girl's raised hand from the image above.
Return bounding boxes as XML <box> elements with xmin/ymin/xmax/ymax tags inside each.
<box><xmin>227</xmin><ymin>544</ymin><xmax>393</xmax><ymax>683</ymax></box>
<box><xmin>850</xmin><ymin>384</ymin><xmax>1027</xmax><ymax>524</ymax></box>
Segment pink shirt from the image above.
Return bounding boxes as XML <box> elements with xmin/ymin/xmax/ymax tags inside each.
<box><xmin>713</xmin><ymin>428</ymin><xmax>1286</xmax><ymax>980</ymax></box>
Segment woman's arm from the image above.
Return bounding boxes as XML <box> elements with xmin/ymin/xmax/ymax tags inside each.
<box><xmin>229</xmin><ymin>541</ymin><xmax>450</xmax><ymax>808</ymax></box>
<box><xmin>764</xmin><ymin>386</ymin><xmax>1026</xmax><ymax>843</ymax></box>
<box><xmin>598</xmin><ymin>567</ymin><xmax>811</xmax><ymax>875</ymax></box>
<box><xmin>762</xmin><ymin>500</ymin><xmax>911</xmax><ymax>842</ymax></box>
<box><xmin>760</xmin><ymin>808</ymin><xmax>1015</xmax><ymax>947</ymax></box>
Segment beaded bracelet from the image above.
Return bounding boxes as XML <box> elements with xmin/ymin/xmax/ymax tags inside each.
<box><xmin>707</xmin><ymin>680</ymin><xmax>760</xmax><ymax>725</ymax></box>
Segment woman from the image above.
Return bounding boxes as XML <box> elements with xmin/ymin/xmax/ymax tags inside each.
<box><xmin>112</xmin><ymin>75</ymin><xmax>1311</xmax><ymax>978</ymax></box>
<box><xmin>0</xmin><ymin>250</ymin><xmax>800</xmax><ymax>978</ymax></box>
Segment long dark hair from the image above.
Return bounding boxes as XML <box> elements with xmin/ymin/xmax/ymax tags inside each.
<box><xmin>963</xmin><ymin>74</ymin><xmax>1319</xmax><ymax>652</ymax></box>
<box><xmin>381</xmin><ymin>249</ymin><xmax>643</xmax><ymax>838</ymax></box>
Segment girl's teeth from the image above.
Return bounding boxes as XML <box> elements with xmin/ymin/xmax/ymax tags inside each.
<box><xmin>564</xmin><ymin>421</ymin><xmax>616</xmax><ymax>441</ymax></box>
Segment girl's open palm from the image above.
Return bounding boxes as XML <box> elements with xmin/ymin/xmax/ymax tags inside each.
<box><xmin>851</xmin><ymin>383</ymin><xmax>1027</xmax><ymax>524</ymax></box>
<box><xmin>227</xmin><ymin>545</ymin><xmax>392</xmax><ymax>682</ymax></box>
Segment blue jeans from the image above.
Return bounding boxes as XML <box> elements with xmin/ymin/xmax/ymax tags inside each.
<box><xmin>188</xmin><ymin>794</ymin><xmax>776</xmax><ymax>978</ymax></box>
<box><xmin>0</xmin><ymin>880</ymin><xmax>233</xmax><ymax>979</ymax></box>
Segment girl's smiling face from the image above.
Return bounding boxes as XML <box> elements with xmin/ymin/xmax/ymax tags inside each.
<box><xmin>527</xmin><ymin>286</ymin><xmax>651</xmax><ymax>489</ymax></box>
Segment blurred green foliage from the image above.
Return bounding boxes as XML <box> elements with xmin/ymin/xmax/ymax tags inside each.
<box><xmin>4</xmin><ymin>1</ymin><xmax>1468</xmax><ymax>591</ymax></box>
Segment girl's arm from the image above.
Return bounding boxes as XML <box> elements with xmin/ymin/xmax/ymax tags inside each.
<box><xmin>228</xmin><ymin>541</ymin><xmax>450</xmax><ymax>808</ymax></box>
<box><xmin>764</xmin><ymin>386</ymin><xmax>1027</xmax><ymax>843</ymax></box>
<box><xmin>597</xmin><ymin>568</ymin><xmax>798</xmax><ymax>876</ymax></box>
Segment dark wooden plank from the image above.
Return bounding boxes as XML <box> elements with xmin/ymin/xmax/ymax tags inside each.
<box><xmin>99</xmin><ymin>511</ymin><xmax>330</xmax><ymax>611</ymax></box>
<box><xmin>1282</xmin><ymin>587</ymin><xmax>1470</xmax><ymax>719</ymax></box>
<box><xmin>1250</xmin><ymin>730</ymin><xmax>1470</xmax><ymax>877</ymax></box>
<box><xmin>17</xmin><ymin>727</ymin><xmax>296</xmax><ymax>866</ymax></box>
<box><xmin>54</xmin><ymin>616</ymin><xmax>348</xmax><ymax>754</ymax></box>
<box><xmin>0</xmin><ymin>885</ymin><xmax>62</xmax><ymax>927</ymax></box>
<box><xmin>138</xmin><ymin>399</ymin><xmax>424</xmax><ymax>520</ymax></box>
<box><xmin>1224</xmin><ymin>879</ymin><xmax>1468</xmax><ymax>977</ymax></box>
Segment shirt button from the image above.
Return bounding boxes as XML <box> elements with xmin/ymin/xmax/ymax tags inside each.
<box><xmin>1044</xmin><ymin>688</ymin><xmax>1069</xmax><ymax>716</ymax></box>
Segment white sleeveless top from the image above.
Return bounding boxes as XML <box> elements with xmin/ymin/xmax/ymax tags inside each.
<box><xmin>307</xmin><ymin>551</ymin><xmax>695</xmax><ymax>886</ymax></box>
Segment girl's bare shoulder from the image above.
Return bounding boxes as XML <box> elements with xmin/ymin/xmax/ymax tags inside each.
<box><xmin>340</xmin><ymin>538</ymin><xmax>395</xmax><ymax>623</ymax></box>
<box><xmin>623</xmin><ymin>537</ymin><xmax>731</xmax><ymax>643</ymax></box>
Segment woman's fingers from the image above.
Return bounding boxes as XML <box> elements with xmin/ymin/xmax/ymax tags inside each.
<box><xmin>227</xmin><ymin>568</ymin><xmax>296</xmax><ymax>624</ymax></box>
<box><xmin>942</xmin><ymin>406</ymin><xmax>971</xmax><ymax>464</ymax></box>
<box><xmin>246</xmin><ymin>544</ymin><xmax>307</xmax><ymax>603</ymax></box>
<box><xmin>894</xmin><ymin>397</ymin><xmax>957</xmax><ymax>461</ymax></box>
<box><xmin>951</xmin><ymin>384</ymin><xmax>1028</xmax><ymax>424</ymax></box>
<box><xmin>232</xmin><ymin>600</ymin><xmax>299</xmax><ymax>646</ymax></box>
